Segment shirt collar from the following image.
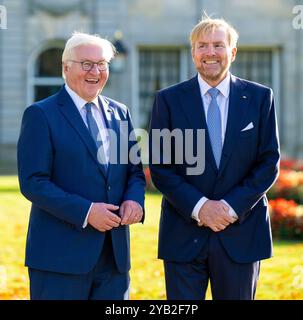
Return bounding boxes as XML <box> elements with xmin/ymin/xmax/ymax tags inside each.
<box><xmin>65</xmin><ymin>83</ymin><xmax>100</xmax><ymax>111</ymax></box>
<box><xmin>197</xmin><ymin>72</ymin><xmax>231</xmax><ymax>98</ymax></box>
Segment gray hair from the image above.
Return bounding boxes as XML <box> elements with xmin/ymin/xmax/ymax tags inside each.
<box><xmin>62</xmin><ymin>31</ymin><xmax>116</xmax><ymax>78</ymax></box>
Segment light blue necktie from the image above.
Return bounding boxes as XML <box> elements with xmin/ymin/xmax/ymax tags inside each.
<box><xmin>85</xmin><ymin>102</ymin><xmax>108</xmax><ymax>169</ymax></box>
<box><xmin>207</xmin><ymin>88</ymin><xmax>222</xmax><ymax>168</ymax></box>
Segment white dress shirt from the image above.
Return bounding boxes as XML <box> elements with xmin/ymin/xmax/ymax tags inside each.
<box><xmin>191</xmin><ymin>73</ymin><xmax>238</xmax><ymax>223</ymax></box>
<box><xmin>65</xmin><ymin>84</ymin><xmax>110</xmax><ymax>228</ymax></box>
<box><xmin>65</xmin><ymin>84</ymin><xmax>110</xmax><ymax>163</ymax></box>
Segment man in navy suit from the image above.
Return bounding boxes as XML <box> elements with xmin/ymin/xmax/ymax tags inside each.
<box><xmin>18</xmin><ymin>32</ymin><xmax>145</xmax><ymax>300</ymax></box>
<box><xmin>149</xmin><ymin>16</ymin><xmax>280</xmax><ymax>299</ymax></box>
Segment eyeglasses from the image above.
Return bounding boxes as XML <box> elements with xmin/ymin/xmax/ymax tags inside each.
<box><xmin>68</xmin><ymin>60</ymin><xmax>110</xmax><ymax>72</ymax></box>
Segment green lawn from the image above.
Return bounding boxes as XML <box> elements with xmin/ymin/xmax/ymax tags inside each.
<box><xmin>0</xmin><ymin>176</ymin><xmax>303</xmax><ymax>300</ymax></box>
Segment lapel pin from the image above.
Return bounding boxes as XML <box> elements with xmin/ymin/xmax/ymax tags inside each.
<box><xmin>242</xmin><ymin>95</ymin><xmax>247</xmax><ymax>99</ymax></box>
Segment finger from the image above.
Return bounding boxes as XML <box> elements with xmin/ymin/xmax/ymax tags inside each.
<box><xmin>210</xmin><ymin>225</ymin><xmax>218</xmax><ymax>232</ymax></box>
<box><xmin>103</xmin><ymin>210</ymin><xmax>121</xmax><ymax>224</ymax></box>
<box><xmin>222</xmin><ymin>205</ymin><xmax>229</xmax><ymax>212</ymax></box>
<box><xmin>130</xmin><ymin>206</ymin><xmax>140</xmax><ymax>216</ymax></box>
<box><xmin>136</xmin><ymin>212</ymin><xmax>143</xmax><ymax>223</ymax></box>
<box><xmin>225</xmin><ymin>215</ymin><xmax>236</xmax><ymax>224</ymax></box>
<box><xmin>121</xmin><ymin>206</ymin><xmax>132</xmax><ymax>225</ymax></box>
<box><xmin>106</xmin><ymin>220</ymin><xmax>120</xmax><ymax>228</ymax></box>
<box><xmin>216</xmin><ymin>224</ymin><xmax>227</xmax><ymax>231</ymax></box>
<box><xmin>128</xmin><ymin>209</ymin><xmax>139</xmax><ymax>224</ymax></box>
<box><xmin>130</xmin><ymin>211</ymin><xmax>141</xmax><ymax>224</ymax></box>
<box><xmin>105</xmin><ymin>204</ymin><xmax>120</xmax><ymax>211</ymax></box>
<box><xmin>106</xmin><ymin>216</ymin><xmax>121</xmax><ymax>227</ymax></box>
<box><xmin>102</xmin><ymin>224</ymin><xmax>113</xmax><ymax>231</ymax></box>
<box><xmin>219</xmin><ymin>214</ymin><xmax>234</xmax><ymax>224</ymax></box>
<box><xmin>119</xmin><ymin>204</ymin><xmax>125</xmax><ymax>218</ymax></box>
<box><xmin>228</xmin><ymin>217</ymin><xmax>236</xmax><ymax>224</ymax></box>
<box><xmin>131</xmin><ymin>207</ymin><xmax>141</xmax><ymax>219</ymax></box>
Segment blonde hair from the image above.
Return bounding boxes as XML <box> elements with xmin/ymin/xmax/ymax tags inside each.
<box><xmin>190</xmin><ymin>15</ymin><xmax>239</xmax><ymax>49</ymax></box>
<box><xmin>62</xmin><ymin>31</ymin><xmax>116</xmax><ymax>78</ymax></box>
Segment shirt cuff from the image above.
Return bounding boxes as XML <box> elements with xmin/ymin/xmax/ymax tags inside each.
<box><xmin>192</xmin><ymin>197</ymin><xmax>209</xmax><ymax>223</ymax></box>
<box><xmin>83</xmin><ymin>202</ymin><xmax>94</xmax><ymax>228</ymax></box>
<box><xmin>220</xmin><ymin>200</ymin><xmax>238</xmax><ymax>219</ymax></box>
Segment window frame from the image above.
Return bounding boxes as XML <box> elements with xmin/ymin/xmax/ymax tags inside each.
<box><xmin>132</xmin><ymin>46</ymin><xmax>189</xmax><ymax>128</ymax></box>
<box><xmin>27</xmin><ymin>40</ymin><xmax>65</xmax><ymax>105</ymax></box>
<box><xmin>232</xmin><ymin>46</ymin><xmax>281</xmax><ymax>119</ymax></box>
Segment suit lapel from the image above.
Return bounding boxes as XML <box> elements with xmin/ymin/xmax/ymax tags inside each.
<box><xmin>179</xmin><ymin>76</ymin><xmax>218</xmax><ymax>172</ymax></box>
<box><xmin>218</xmin><ymin>75</ymin><xmax>250</xmax><ymax>175</ymax></box>
<box><xmin>56</xmin><ymin>87</ymin><xmax>107</xmax><ymax>178</ymax></box>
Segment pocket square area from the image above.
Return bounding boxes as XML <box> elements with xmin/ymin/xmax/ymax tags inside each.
<box><xmin>241</xmin><ymin>122</ymin><xmax>254</xmax><ymax>131</ymax></box>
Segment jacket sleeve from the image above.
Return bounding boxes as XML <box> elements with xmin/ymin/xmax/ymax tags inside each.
<box><xmin>17</xmin><ymin>105</ymin><xmax>91</xmax><ymax>230</ymax></box>
<box><xmin>149</xmin><ymin>91</ymin><xmax>205</xmax><ymax>222</ymax></box>
<box><xmin>223</xmin><ymin>88</ymin><xmax>280</xmax><ymax>223</ymax></box>
<box><xmin>122</xmin><ymin>108</ymin><xmax>146</xmax><ymax>218</ymax></box>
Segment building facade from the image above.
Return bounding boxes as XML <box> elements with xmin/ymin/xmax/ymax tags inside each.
<box><xmin>0</xmin><ymin>0</ymin><xmax>302</xmax><ymax>173</ymax></box>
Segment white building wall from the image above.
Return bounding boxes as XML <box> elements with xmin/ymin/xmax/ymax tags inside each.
<box><xmin>1</xmin><ymin>0</ymin><xmax>27</xmax><ymax>144</ymax></box>
<box><xmin>0</xmin><ymin>0</ymin><xmax>302</xmax><ymax>171</ymax></box>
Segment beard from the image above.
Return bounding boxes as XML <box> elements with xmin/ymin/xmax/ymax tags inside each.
<box><xmin>197</xmin><ymin>61</ymin><xmax>230</xmax><ymax>84</ymax></box>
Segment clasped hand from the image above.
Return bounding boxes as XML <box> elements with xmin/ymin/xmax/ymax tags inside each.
<box><xmin>198</xmin><ymin>200</ymin><xmax>237</xmax><ymax>232</ymax></box>
<box><xmin>88</xmin><ymin>200</ymin><xmax>143</xmax><ymax>232</ymax></box>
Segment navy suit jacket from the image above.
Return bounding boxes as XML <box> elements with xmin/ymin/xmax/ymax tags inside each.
<box><xmin>18</xmin><ymin>86</ymin><xmax>145</xmax><ymax>274</ymax></box>
<box><xmin>149</xmin><ymin>74</ymin><xmax>280</xmax><ymax>264</ymax></box>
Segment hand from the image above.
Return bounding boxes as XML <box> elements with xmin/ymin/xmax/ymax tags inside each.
<box><xmin>198</xmin><ymin>200</ymin><xmax>236</xmax><ymax>232</ymax></box>
<box><xmin>88</xmin><ymin>202</ymin><xmax>121</xmax><ymax>232</ymax></box>
<box><xmin>119</xmin><ymin>200</ymin><xmax>143</xmax><ymax>225</ymax></box>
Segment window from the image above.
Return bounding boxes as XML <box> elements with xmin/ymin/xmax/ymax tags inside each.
<box><xmin>231</xmin><ymin>48</ymin><xmax>281</xmax><ymax>123</ymax></box>
<box><xmin>138</xmin><ymin>49</ymin><xmax>181</xmax><ymax>129</ymax></box>
<box><xmin>29</xmin><ymin>45</ymin><xmax>64</xmax><ymax>103</ymax></box>
<box><xmin>231</xmin><ymin>49</ymin><xmax>273</xmax><ymax>88</ymax></box>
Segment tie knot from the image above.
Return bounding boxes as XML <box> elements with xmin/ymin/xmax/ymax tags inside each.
<box><xmin>85</xmin><ymin>102</ymin><xmax>94</xmax><ymax>113</ymax></box>
<box><xmin>208</xmin><ymin>88</ymin><xmax>220</xmax><ymax>99</ymax></box>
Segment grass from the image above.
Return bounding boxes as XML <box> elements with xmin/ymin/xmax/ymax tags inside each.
<box><xmin>1</xmin><ymin>176</ymin><xmax>303</xmax><ymax>300</ymax></box>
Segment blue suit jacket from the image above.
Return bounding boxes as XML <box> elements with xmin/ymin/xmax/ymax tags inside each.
<box><xmin>18</xmin><ymin>86</ymin><xmax>145</xmax><ymax>274</ymax></box>
<box><xmin>149</xmin><ymin>75</ymin><xmax>280</xmax><ymax>263</ymax></box>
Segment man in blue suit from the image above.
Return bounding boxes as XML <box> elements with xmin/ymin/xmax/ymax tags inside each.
<box><xmin>149</xmin><ymin>17</ymin><xmax>280</xmax><ymax>299</ymax></box>
<box><xmin>18</xmin><ymin>32</ymin><xmax>145</xmax><ymax>300</ymax></box>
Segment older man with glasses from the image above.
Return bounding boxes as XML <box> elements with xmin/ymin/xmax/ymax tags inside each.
<box><xmin>17</xmin><ymin>32</ymin><xmax>145</xmax><ymax>300</ymax></box>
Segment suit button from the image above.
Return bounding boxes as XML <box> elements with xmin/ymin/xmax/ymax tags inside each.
<box><xmin>107</xmin><ymin>185</ymin><xmax>111</xmax><ymax>191</ymax></box>
<box><xmin>194</xmin><ymin>239</ymin><xmax>198</xmax><ymax>244</ymax></box>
